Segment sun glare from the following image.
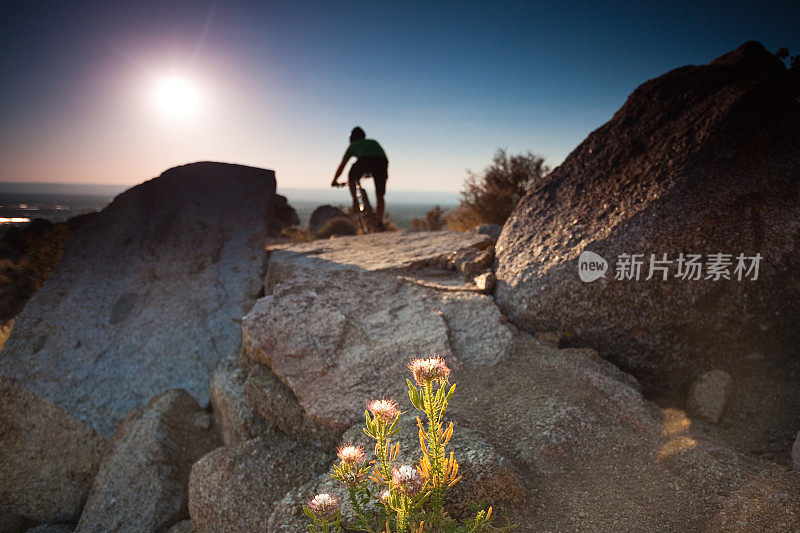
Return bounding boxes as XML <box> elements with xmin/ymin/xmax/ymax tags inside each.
<box><xmin>154</xmin><ymin>76</ymin><xmax>201</xmax><ymax>118</ymax></box>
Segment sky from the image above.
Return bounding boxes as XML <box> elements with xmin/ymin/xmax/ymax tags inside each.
<box><xmin>1</xmin><ymin>1</ymin><xmax>798</xmax><ymax>192</ymax></box>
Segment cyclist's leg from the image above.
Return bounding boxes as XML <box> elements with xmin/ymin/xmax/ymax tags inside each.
<box><xmin>373</xmin><ymin>159</ymin><xmax>388</xmax><ymax>222</ymax></box>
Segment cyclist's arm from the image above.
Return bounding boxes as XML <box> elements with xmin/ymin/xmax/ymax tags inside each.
<box><xmin>331</xmin><ymin>154</ymin><xmax>351</xmax><ymax>186</ymax></box>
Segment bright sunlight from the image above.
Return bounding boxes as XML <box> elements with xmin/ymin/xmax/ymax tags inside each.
<box><xmin>153</xmin><ymin>76</ymin><xmax>201</xmax><ymax>118</ymax></box>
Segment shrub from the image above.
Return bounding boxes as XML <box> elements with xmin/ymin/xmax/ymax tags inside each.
<box><xmin>317</xmin><ymin>216</ymin><xmax>358</xmax><ymax>239</ymax></box>
<box><xmin>280</xmin><ymin>226</ymin><xmax>314</xmax><ymax>242</ymax></box>
<box><xmin>447</xmin><ymin>149</ymin><xmax>549</xmax><ymax>230</ymax></box>
<box><xmin>410</xmin><ymin>206</ymin><xmax>446</xmax><ymax>231</ymax></box>
<box><xmin>303</xmin><ymin>356</ymin><xmax>511</xmax><ymax>532</ymax></box>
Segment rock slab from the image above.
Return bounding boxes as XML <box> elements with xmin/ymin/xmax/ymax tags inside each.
<box><xmin>244</xmin><ymin>231</ymin><xmax>514</xmax><ymax>439</ymax></box>
<box><xmin>75</xmin><ymin>389</ymin><xmax>221</xmax><ymax>533</ymax></box>
<box><xmin>0</xmin><ymin>162</ymin><xmax>278</xmax><ymax>434</ymax></box>
<box><xmin>0</xmin><ymin>374</ymin><xmax>107</xmax><ymax>524</ymax></box>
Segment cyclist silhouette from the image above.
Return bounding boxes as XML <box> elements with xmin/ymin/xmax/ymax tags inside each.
<box><xmin>331</xmin><ymin>126</ymin><xmax>388</xmax><ymax>224</ymax></box>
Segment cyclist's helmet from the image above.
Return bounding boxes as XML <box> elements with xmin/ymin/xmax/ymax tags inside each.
<box><xmin>349</xmin><ymin>126</ymin><xmax>366</xmax><ymax>143</ymax></box>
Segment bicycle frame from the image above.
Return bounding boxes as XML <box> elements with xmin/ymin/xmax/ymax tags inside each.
<box><xmin>332</xmin><ymin>180</ymin><xmax>379</xmax><ymax>234</ymax></box>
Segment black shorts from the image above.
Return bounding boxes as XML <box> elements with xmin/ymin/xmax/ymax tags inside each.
<box><xmin>349</xmin><ymin>156</ymin><xmax>388</xmax><ymax>197</ymax></box>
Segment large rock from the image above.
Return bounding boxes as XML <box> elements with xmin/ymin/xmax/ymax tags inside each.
<box><xmin>0</xmin><ymin>374</ymin><xmax>107</xmax><ymax>524</ymax></box>
<box><xmin>495</xmin><ymin>42</ymin><xmax>800</xmax><ymax>384</ymax></box>
<box><xmin>1</xmin><ymin>162</ymin><xmax>281</xmax><ymax>434</ymax></box>
<box><xmin>242</xmin><ymin>266</ymin><xmax>453</xmax><ymax>436</ymax></box>
<box><xmin>188</xmin><ymin>435</ymin><xmax>328</xmax><ymax>532</ymax></box>
<box><xmin>76</xmin><ymin>389</ymin><xmax>221</xmax><ymax>533</ymax></box>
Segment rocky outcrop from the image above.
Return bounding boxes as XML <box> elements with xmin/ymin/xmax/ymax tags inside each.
<box><xmin>0</xmin><ymin>162</ymin><xmax>283</xmax><ymax>434</ymax></box>
<box><xmin>188</xmin><ymin>435</ymin><xmax>328</xmax><ymax>532</ymax></box>
<box><xmin>495</xmin><ymin>42</ymin><xmax>800</xmax><ymax>385</ymax></box>
<box><xmin>238</xmin><ymin>229</ymin><xmax>800</xmax><ymax>530</ymax></box>
<box><xmin>0</xmin><ymin>374</ymin><xmax>107</xmax><ymax>524</ymax></box>
<box><xmin>75</xmin><ymin>389</ymin><xmax>221</xmax><ymax>533</ymax></box>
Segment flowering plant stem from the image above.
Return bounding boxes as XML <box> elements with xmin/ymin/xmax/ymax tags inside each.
<box><xmin>423</xmin><ymin>382</ymin><xmax>445</xmax><ymax>519</ymax></box>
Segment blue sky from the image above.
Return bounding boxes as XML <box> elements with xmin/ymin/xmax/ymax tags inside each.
<box><xmin>1</xmin><ymin>1</ymin><xmax>798</xmax><ymax>191</ymax></box>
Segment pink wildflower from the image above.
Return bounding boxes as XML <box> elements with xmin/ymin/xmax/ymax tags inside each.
<box><xmin>392</xmin><ymin>465</ymin><xmax>424</xmax><ymax>495</ymax></box>
<box><xmin>409</xmin><ymin>356</ymin><xmax>451</xmax><ymax>386</ymax></box>
<box><xmin>308</xmin><ymin>493</ymin><xmax>338</xmax><ymax>520</ymax></box>
<box><xmin>367</xmin><ymin>398</ymin><xmax>399</xmax><ymax>423</ymax></box>
<box><xmin>337</xmin><ymin>444</ymin><xmax>365</xmax><ymax>464</ymax></box>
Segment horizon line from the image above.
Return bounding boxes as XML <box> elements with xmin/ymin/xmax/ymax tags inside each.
<box><xmin>0</xmin><ymin>180</ymin><xmax>462</xmax><ymax>194</ymax></box>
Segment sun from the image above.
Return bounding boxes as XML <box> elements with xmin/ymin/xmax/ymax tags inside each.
<box><xmin>153</xmin><ymin>76</ymin><xmax>201</xmax><ymax>118</ymax></box>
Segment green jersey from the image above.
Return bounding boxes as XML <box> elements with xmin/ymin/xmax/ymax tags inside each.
<box><xmin>343</xmin><ymin>139</ymin><xmax>387</xmax><ymax>161</ymax></box>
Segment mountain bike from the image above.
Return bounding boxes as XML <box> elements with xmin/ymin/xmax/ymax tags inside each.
<box><xmin>332</xmin><ymin>180</ymin><xmax>381</xmax><ymax>234</ymax></box>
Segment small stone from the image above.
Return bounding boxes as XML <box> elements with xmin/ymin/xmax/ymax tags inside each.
<box><xmin>474</xmin><ymin>272</ymin><xmax>496</xmax><ymax>293</ymax></box>
<box><xmin>447</xmin><ymin>240</ymin><xmax>494</xmax><ymax>278</ymax></box>
<box><xmin>472</xmin><ymin>224</ymin><xmax>502</xmax><ymax>241</ymax></box>
<box><xmin>792</xmin><ymin>431</ymin><xmax>800</xmax><ymax>473</ymax></box>
<box><xmin>686</xmin><ymin>370</ymin><xmax>732</xmax><ymax>424</ymax></box>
